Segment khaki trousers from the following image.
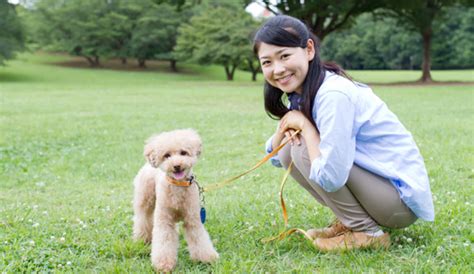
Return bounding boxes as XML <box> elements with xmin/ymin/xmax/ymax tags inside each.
<box><xmin>278</xmin><ymin>139</ymin><xmax>417</xmax><ymax>232</ymax></box>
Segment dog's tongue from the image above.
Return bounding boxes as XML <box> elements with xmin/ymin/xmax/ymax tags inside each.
<box><xmin>173</xmin><ymin>171</ymin><xmax>186</xmax><ymax>180</ymax></box>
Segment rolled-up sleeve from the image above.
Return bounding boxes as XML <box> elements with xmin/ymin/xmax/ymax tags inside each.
<box><xmin>265</xmin><ymin>135</ymin><xmax>283</xmax><ymax>168</ymax></box>
<box><xmin>309</xmin><ymin>91</ymin><xmax>356</xmax><ymax>192</ymax></box>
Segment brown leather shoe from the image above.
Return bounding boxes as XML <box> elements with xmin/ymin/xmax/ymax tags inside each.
<box><xmin>314</xmin><ymin>231</ymin><xmax>391</xmax><ymax>252</ymax></box>
<box><xmin>306</xmin><ymin>220</ymin><xmax>350</xmax><ymax>239</ymax></box>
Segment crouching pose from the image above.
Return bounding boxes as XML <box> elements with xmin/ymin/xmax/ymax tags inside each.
<box><xmin>253</xmin><ymin>15</ymin><xmax>434</xmax><ymax>251</ymax></box>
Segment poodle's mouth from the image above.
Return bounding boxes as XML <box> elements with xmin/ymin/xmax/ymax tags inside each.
<box><xmin>172</xmin><ymin>171</ymin><xmax>187</xmax><ymax>180</ymax></box>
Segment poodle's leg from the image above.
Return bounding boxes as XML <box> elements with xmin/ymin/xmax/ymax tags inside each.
<box><xmin>132</xmin><ymin>177</ymin><xmax>156</xmax><ymax>244</ymax></box>
<box><xmin>183</xmin><ymin>215</ymin><xmax>219</xmax><ymax>263</ymax></box>
<box><xmin>150</xmin><ymin>218</ymin><xmax>179</xmax><ymax>272</ymax></box>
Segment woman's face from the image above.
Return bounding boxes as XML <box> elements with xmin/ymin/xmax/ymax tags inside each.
<box><xmin>258</xmin><ymin>40</ymin><xmax>315</xmax><ymax>94</ymax></box>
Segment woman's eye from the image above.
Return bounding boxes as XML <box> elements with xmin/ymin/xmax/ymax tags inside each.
<box><xmin>180</xmin><ymin>150</ymin><xmax>188</xmax><ymax>156</ymax></box>
<box><xmin>281</xmin><ymin>54</ymin><xmax>290</xmax><ymax>60</ymax></box>
<box><xmin>163</xmin><ymin>153</ymin><xmax>171</xmax><ymax>159</ymax></box>
<box><xmin>261</xmin><ymin>60</ymin><xmax>270</xmax><ymax>66</ymax></box>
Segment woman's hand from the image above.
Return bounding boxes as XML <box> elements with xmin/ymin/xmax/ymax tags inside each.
<box><xmin>278</xmin><ymin>111</ymin><xmax>308</xmax><ymax>145</ymax></box>
<box><xmin>280</xmin><ymin>110</ymin><xmax>319</xmax><ymax>145</ymax></box>
<box><xmin>280</xmin><ymin>110</ymin><xmax>310</xmax><ymax>132</ymax></box>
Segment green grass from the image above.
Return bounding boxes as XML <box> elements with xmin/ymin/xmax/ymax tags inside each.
<box><xmin>1</xmin><ymin>53</ymin><xmax>473</xmax><ymax>272</ymax></box>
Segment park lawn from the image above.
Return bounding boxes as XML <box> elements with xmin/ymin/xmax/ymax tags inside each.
<box><xmin>0</xmin><ymin>53</ymin><xmax>473</xmax><ymax>272</ymax></box>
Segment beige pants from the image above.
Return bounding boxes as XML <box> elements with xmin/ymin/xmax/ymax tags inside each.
<box><xmin>278</xmin><ymin>139</ymin><xmax>417</xmax><ymax>232</ymax></box>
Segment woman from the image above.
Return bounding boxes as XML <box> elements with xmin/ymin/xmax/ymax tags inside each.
<box><xmin>253</xmin><ymin>15</ymin><xmax>434</xmax><ymax>251</ymax></box>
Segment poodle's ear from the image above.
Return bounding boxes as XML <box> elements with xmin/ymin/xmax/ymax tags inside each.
<box><xmin>144</xmin><ymin>137</ymin><xmax>160</xmax><ymax>168</ymax></box>
<box><xmin>195</xmin><ymin>143</ymin><xmax>202</xmax><ymax>157</ymax></box>
<box><xmin>187</xmin><ymin>129</ymin><xmax>202</xmax><ymax>157</ymax></box>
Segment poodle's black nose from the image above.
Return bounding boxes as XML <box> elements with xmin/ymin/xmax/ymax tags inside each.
<box><xmin>173</xmin><ymin>165</ymin><xmax>181</xmax><ymax>172</ymax></box>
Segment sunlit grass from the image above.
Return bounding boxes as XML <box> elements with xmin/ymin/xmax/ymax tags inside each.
<box><xmin>1</xmin><ymin>53</ymin><xmax>473</xmax><ymax>272</ymax></box>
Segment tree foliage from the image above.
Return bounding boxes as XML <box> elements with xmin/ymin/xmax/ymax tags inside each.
<box><xmin>380</xmin><ymin>0</ymin><xmax>471</xmax><ymax>82</ymax></box>
<box><xmin>0</xmin><ymin>0</ymin><xmax>25</xmax><ymax>65</ymax></box>
<box><xmin>174</xmin><ymin>4</ymin><xmax>259</xmax><ymax>80</ymax></box>
<box><xmin>130</xmin><ymin>2</ymin><xmax>186</xmax><ymax>69</ymax></box>
<box><xmin>322</xmin><ymin>7</ymin><xmax>473</xmax><ymax>71</ymax></box>
<box><xmin>24</xmin><ymin>0</ymin><xmax>187</xmax><ymax>68</ymax></box>
<box><xmin>431</xmin><ymin>5</ymin><xmax>474</xmax><ymax>69</ymax></box>
<box><xmin>253</xmin><ymin>0</ymin><xmax>383</xmax><ymax>41</ymax></box>
<box><xmin>322</xmin><ymin>14</ymin><xmax>422</xmax><ymax>70</ymax></box>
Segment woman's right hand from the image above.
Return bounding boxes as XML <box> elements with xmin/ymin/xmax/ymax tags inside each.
<box><xmin>271</xmin><ymin>125</ymin><xmax>301</xmax><ymax>150</ymax></box>
<box><xmin>283</xmin><ymin>128</ymin><xmax>301</xmax><ymax>146</ymax></box>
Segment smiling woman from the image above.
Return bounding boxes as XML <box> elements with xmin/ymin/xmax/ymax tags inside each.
<box><xmin>258</xmin><ymin>42</ymin><xmax>313</xmax><ymax>94</ymax></box>
<box><xmin>252</xmin><ymin>15</ymin><xmax>434</xmax><ymax>252</ymax></box>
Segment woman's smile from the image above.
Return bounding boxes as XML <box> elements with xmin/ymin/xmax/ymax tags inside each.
<box><xmin>276</xmin><ymin>74</ymin><xmax>294</xmax><ymax>85</ymax></box>
<box><xmin>258</xmin><ymin>42</ymin><xmax>313</xmax><ymax>94</ymax></box>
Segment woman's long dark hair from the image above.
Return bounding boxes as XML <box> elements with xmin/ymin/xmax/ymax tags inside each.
<box><xmin>253</xmin><ymin>15</ymin><xmax>349</xmax><ymax>129</ymax></box>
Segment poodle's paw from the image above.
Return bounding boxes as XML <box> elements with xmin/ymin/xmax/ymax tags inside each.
<box><xmin>132</xmin><ymin>231</ymin><xmax>152</xmax><ymax>244</ymax></box>
<box><xmin>152</xmin><ymin>256</ymin><xmax>176</xmax><ymax>272</ymax></box>
<box><xmin>191</xmin><ymin>249</ymin><xmax>219</xmax><ymax>263</ymax></box>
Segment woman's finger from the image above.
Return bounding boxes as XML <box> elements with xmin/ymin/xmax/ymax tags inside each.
<box><xmin>284</xmin><ymin>131</ymin><xmax>293</xmax><ymax>145</ymax></box>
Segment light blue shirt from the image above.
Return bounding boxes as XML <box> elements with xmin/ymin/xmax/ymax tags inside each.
<box><xmin>266</xmin><ymin>72</ymin><xmax>434</xmax><ymax>221</ymax></box>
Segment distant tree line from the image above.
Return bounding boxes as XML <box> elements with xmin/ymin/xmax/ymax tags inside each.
<box><xmin>2</xmin><ymin>0</ymin><xmax>473</xmax><ymax>82</ymax></box>
<box><xmin>0</xmin><ymin>0</ymin><xmax>25</xmax><ymax>65</ymax></box>
<box><xmin>14</xmin><ymin>0</ymin><xmax>257</xmax><ymax>80</ymax></box>
<box><xmin>257</xmin><ymin>0</ymin><xmax>473</xmax><ymax>82</ymax></box>
<box><xmin>321</xmin><ymin>6</ymin><xmax>473</xmax><ymax>70</ymax></box>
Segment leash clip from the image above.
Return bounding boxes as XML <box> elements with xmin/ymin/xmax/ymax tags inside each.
<box><xmin>193</xmin><ymin>176</ymin><xmax>207</xmax><ymax>224</ymax></box>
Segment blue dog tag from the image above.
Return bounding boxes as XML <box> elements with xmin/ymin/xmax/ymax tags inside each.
<box><xmin>200</xmin><ymin>207</ymin><xmax>206</xmax><ymax>224</ymax></box>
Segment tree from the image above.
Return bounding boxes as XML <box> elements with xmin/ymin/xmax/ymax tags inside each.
<box><xmin>174</xmin><ymin>5</ymin><xmax>258</xmax><ymax>80</ymax></box>
<box><xmin>431</xmin><ymin>5</ymin><xmax>474</xmax><ymax>69</ymax></box>
<box><xmin>381</xmin><ymin>0</ymin><xmax>472</xmax><ymax>82</ymax></box>
<box><xmin>28</xmin><ymin>0</ymin><xmax>127</xmax><ymax>67</ymax></box>
<box><xmin>0</xmin><ymin>0</ymin><xmax>25</xmax><ymax>65</ymax></box>
<box><xmin>251</xmin><ymin>0</ymin><xmax>382</xmax><ymax>41</ymax></box>
<box><xmin>130</xmin><ymin>2</ymin><xmax>186</xmax><ymax>70</ymax></box>
<box><xmin>322</xmin><ymin>14</ymin><xmax>422</xmax><ymax>70</ymax></box>
<box><xmin>23</xmin><ymin>0</ymin><xmax>188</xmax><ymax>69</ymax></box>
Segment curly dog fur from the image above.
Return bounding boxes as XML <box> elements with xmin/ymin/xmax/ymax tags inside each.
<box><xmin>132</xmin><ymin>129</ymin><xmax>218</xmax><ymax>272</ymax></box>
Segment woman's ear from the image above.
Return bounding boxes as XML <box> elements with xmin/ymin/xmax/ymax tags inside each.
<box><xmin>306</xmin><ymin>39</ymin><xmax>316</xmax><ymax>61</ymax></box>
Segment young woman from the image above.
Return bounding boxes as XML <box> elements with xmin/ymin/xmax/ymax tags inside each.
<box><xmin>253</xmin><ymin>15</ymin><xmax>434</xmax><ymax>251</ymax></box>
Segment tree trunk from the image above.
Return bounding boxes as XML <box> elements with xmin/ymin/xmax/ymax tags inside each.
<box><xmin>94</xmin><ymin>55</ymin><xmax>100</xmax><ymax>67</ymax></box>
<box><xmin>170</xmin><ymin>59</ymin><xmax>177</xmax><ymax>72</ymax></box>
<box><xmin>225</xmin><ymin>65</ymin><xmax>233</xmax><ymax>81</ymax></box>
<box><xmin>121</xmin><ymin>57</ymin><xmax>127</xmax><ymax>65</ymax></box>
<box><xmin>248</xmin><ymin>58</ymin><xmax>259</xmax><ymax>81</ymax></box>
<box><xmin>85</xmin><ymin>56</ymin><xmax>95</xmax><ymax>66</ymax></box>
<box><xmin>252</xmin><ymin>71</ymin><xmax>257</xmax><ymax>81</ymax></box>
<box><xmin>138</xmin><ymin>59</ymin><xmax>146</xmax><ymax>68</ymax></box>
<box><xmin>85</xmin><ymin>56</ymin><xmax>100</xmax><ymax>67</ymax></box>
<box><xmin>420</xmin><ymin>28</ymin><xmax>433</xmax><ymax>83</ymax></box>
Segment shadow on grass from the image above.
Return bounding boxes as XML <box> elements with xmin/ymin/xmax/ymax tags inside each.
<box><xmin>0</xmin><ymin>70</ymin><xmax>39</xmax><ymax>83</ymax></box>
<box><xmin>50</xmin><ymin>56</ymin><xmax>200</xmax><ymax>76</ymax></box>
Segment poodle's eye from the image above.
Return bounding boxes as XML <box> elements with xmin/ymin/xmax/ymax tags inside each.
<box><xmin>180</xmin><ymin>150</ymin><xmax>189</xmax><ymax>156</ymax></box>
<box><xmin>163</xmin><ymin>153</ymin><xmax>171</xmax><ymax>159</ymax></box>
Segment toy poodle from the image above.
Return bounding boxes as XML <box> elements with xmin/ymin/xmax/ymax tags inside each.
<box><xmin>132</xmin><ymin>129</ymin><xmax>218</xmax><ymax>272</ymax></box>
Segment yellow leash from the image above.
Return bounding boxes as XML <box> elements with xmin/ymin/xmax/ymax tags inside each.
<box><xmin>261</xmin><ymin>161</ymin><xmax>314</xmax><ymax>245</ymax></box>
<box><xmin>203</xmin><ymin>130</ymin><xmax>300</xmax><ymax>192</ymax></box>
<box><xmin>201</xmin><ymin>129</ymin><xmax>313</xmax><ymax>246</ymax></box>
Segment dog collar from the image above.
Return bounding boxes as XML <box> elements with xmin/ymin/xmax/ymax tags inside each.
<box><xmin>166</xmin><ymin>175</ymin><xmax>194</xmax><ymax>187</ymax></box>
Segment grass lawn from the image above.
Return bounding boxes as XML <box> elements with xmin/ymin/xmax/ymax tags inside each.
<box><xmin>1</xmin><ymin>53</ymin><xmax>473</xmax><ymax>272</ymax></box>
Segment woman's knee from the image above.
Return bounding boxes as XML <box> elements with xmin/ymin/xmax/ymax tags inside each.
<box><xmin>378</xmin><ymin>209</ymin><xmax>418</xmax><ymax>228</ymax></box>
<box><xmin>277</xmin><ymin>144</ymin><xmax>292</xmax><ymax>168</ymax></box>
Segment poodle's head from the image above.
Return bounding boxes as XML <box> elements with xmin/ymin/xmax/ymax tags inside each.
<box><xmin>144</xmin><ymin>129</ymin><xmax>202</xmax><ymax>181</ymax></box>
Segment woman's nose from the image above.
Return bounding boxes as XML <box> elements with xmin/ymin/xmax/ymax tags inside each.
<box><xmin>273</xmin><ymin>62</ymin><xmax>286</xmax><ymax>75</ymax></box>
